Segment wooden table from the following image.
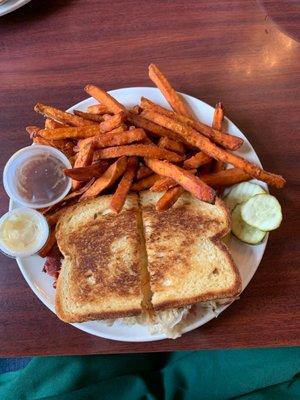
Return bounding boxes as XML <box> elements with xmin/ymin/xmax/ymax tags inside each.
<box><xmin>0</xmin><ymin>0</ymin><xmax>299</xmax><ymax>356</ymax></box>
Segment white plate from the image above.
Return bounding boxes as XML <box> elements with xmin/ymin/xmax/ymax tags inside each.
<box><xmin>0</xmin><ymin>0</ymin><xmax>31</xmax><ymax>17</ymax></box>
<box><xmin>11</xmin><ymin>87</ymin><xmax>268</xmax><ymax>342</ymax></box>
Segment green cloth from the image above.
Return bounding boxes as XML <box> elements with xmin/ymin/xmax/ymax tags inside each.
<box><xmin>0</xmin><ymin>347</ymin><xmax>299</xmax><ymax>399</ymax></box>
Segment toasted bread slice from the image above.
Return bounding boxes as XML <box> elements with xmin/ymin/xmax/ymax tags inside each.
<box><xmin>140</xmin><ymin>191</ymin><xmax>241</xmax><ymax>311</ymax></box>
<box><xmin>55</xmin><ymin>194</ymin><xmax>146</xmax><ymax>322</ymax></box>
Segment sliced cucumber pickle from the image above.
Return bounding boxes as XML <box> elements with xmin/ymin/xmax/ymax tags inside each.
<box><xmin>231</xmin><ymin>204</ymin><xmax>266</xmax><ymax>244</ymax></box>
<box><xmin>241</xmin><ymin>194</ymin><xmax>282</xmax><ymax>231</ymax></box>
<box><xmin>224</xmin><ymin>182</ymin><xmax>266</xmax><ymax>212</ymax></box>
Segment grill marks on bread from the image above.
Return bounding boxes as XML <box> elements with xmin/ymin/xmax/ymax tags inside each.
<box><xmin>141</xmin><ymin>200</ymin><xmax>222</xmax><ymax>288</ymax></box>
<box><xmin>140</xmin><ymin>192</ymin><xmax>241</xmax><ymax>311</ymax></box>
<box><xmin>55</xmin><ymin>195</ymin><xmax>145</xmax><ymax>322</ymax></box>
<box><xmin>68</xmin><ymin>212</ymin><xmax>140</xmax><ymax>300</ymax></box>
<box><xmin>55</xmin><ymin>192</ymin><xmax>241</xmax><ymax>322</ymax></box>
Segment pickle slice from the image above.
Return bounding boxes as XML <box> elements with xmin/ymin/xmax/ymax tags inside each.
<box><xmin>224</xmin><ymin>182</ymin><xmax>266</xmax><ymax>212</ymax></box>
<box><xmin>231</xmin><ymin>204</ymin><xmax>266</xmax><ymax>244</ymax></box>
<box><xmin>241</xmin><ymin>194</ymin><xmax>282</xmax><ymax>231</ymax></box>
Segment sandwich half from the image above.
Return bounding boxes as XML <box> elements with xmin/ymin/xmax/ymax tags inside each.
<box><xmin>139</xmin><ymin>191</ymin><xmax>241</xmax><ymax>311</ymax></box>
<box><xmin>55</xmin><ymin>194</ymin><xmax>147</xmax><ymax>322</ymax></box>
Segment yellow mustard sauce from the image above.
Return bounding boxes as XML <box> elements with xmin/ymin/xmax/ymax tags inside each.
<box><xmin>0</xmin><ymin>212</ymin><xmax>39</xmax><ymax>252</ymax></box>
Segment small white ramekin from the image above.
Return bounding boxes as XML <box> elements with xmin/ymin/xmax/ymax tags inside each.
<box><xmin>0</xmin><ymin>208</ymin><xmax>49</xmax><ymax>258</ymax></box>
<box><xmin>3</xmin><ymin>145</ymin><xmax>72</xmax><ymax>209</ymax></box>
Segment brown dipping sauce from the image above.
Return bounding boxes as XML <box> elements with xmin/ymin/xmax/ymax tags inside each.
<box><xmin>17</xmin><ymin>154</ymin><xmax>69</xmax><ymax>203</ymax></box>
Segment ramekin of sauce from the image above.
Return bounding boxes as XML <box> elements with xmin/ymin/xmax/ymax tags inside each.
<box><xmin>3</xmin><ymin>145</ymin><xmax>72</xmax><ymax>208</ymax></box>
<box><xmin>0</xmin><ymin>208</ymin><xmax>49</xmax><ymax>258</ymax></box>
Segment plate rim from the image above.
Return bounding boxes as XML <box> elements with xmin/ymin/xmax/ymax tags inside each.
<box><xmin>0</xmin><ymin>0</ymin><xmax>31</xmax><ymax>17</ymax></box>
<box><xmin>13</xmin><ymin>86</ymin><xmax>268</xmax><ymax>342</ymax></box>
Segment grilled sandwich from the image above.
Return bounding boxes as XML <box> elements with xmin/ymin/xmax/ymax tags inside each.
<box><xmin>55</xmin><ymin>191</ymin><xmax>241</xmax><ymax>336</ymax></box>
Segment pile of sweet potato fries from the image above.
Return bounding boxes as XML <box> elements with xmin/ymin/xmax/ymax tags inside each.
<box><xmin>26</xmin><ymin>64</ymin><xmax>285</xmax><ymax>257</ymax></box>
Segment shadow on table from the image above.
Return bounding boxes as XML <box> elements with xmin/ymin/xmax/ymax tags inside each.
<box><xmin>257</xmin><ymin>0</ymin><xmax>300</xmax><ymax>42</ymax></box>
<box><xmin>1</xmin><ymin>0</ymin><xmax>75</xmax><ymax>25</ymax></box>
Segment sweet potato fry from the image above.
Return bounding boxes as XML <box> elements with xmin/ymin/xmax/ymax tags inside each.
<box><xmin>200</xmin><ymin>168</ymin><xmax>251</xmax><ymax>187</ymax></box>
<box><xmin>148</xmin><ymin>64</ymin><xmax>193</xmax><ymax>117</ymax></box>
<box><xmin>141</xmin><ymin>104</ymin><xmax>243</xmax><ymax>151</ymax></box>
<box><xmin>158</xmin><ymin>136</ymin><xmax>185</xmax><ymax>154</ymax></box>
<box><xmin>184</xmin><ymin>151</ymin><xmax>212</xmax><ymax>169</ymax></box>
<box><xmin>45</xmin><ymin>118</ymin><xmax>66</xmax><ymax>129</ymax></box>
<box><xmin>136</xmin><ymin>165</ymin><xmax>153</xmax><ymax>180</ymax></box>
<box><xmin>110</xmin><ymin>157</ymin><xmax>138</xmax><ymax>213</ymax></box>
<box><xmin>26</xmin><ymin>125</ymin><xmax>50</xmax><ymax>141</ymax></box>
<box><xmin>27</xmin><ymin>126</ymin><xmax>75</xmax><ymax>158</ymax></box>
<box><xmin>212</xmin><ymin>102</ymin><xmax>224</xmax><ymax>132</ymax></box>
<box><xmin>212</xmin><ymin>103</ymin><xmax>226</xmax><ymax>174</ymax></box>
<box><xmin>150</xmin><ymin>169</ymin><xmax>196</xmax><ymax>192</ymax></box>
<box><xmin>213</xmin><ymin>160</ymin><xmax>226</xmax><ymax>174</ymax></box>
<box><xmin>127</xmin><ymin>112</ymin><xmax>181</xmax><ymax>142</ymax></box>
<box><xmin>81</xmin><ymin>156</ymin><xmax>128</xmax><ymax>200</ymax></box>
<box><xmin>131</xmin><ymin>174</ymin><xmax>160</xmax><ymax>191</ymax></box>
<box><xmin>156</xmin><ymin>186</ymin><xmax>184</xmax><ymax>212</ymax></box>
<box><xmin>93</xmin><ymin>128</ymin><xmax>147</xmax><ymax>150</ymax></box>
<box><xmin>69</xmin><ymin>154</ymin><xmax>77</xmax><ymax>166</ymax></box>
<box><xmin>73</xmin><ymin>110</ymin><xmax>104</xmax><ymax>122</ymax></box>
<box><xmin>129</xmin><ymin>105</ymin><xmax>141</xmax><ymax>115</ymax></box>
<box><xmin>38</xmin><ymin>125</ymin><xmax>100</xmax><ymax>140</ymax></box>
<box><xmin>38</xmin><ymin>229</ymin><xmax>57</xmax><ymax>258</ymax></box>
<box><xmin>77</xmin><ymin>128</ymin><xmax>144</xmax><ymax>152</ymax></box>
<box><xmin>84</xmin><ymin>85</ymin><xmax>126</xmax><ymax>115</ymax></box>
<box><xmin>32</xmin><ymin>136</ymin><xmax>53</xmax><ymax>146</ymax></box>
<box><xmin>72</xmin><ymin>142</ymin><xmax>94</xmax><ymax>190</ymax></box>
<box><xmin>59</xmin><ymin>142</ymin><xmax>75</xmax><ymax>159</ymax></box>
<box><xmin>103</xmin><ymin>114</ymin><xmax>113</xmax><ymax>120</ymax></box>
<box><xmin>146</xmin><ymin>159</ymin><xmax>216</xmax><ymax>203</ymax></box>
<box><xmin>68</xmin><ymin>178</ymin><xmax>96</xmax><ymax>198</ymax></box>
<box><xmin>87</xmin><ymin>104</ymin><xmax>110</xmax><ymax>114</ymax></box>
<box><xmin>34</xmin><ymin>103</ymin><xmax>96</xmax><ymax>127</ymax></box>
<box><xmin>154</xmin><ymin>168</ymin><xmax>233</xmax><ymax>209</ymax></box>
<box><xmin>213</xmin><ymin>161</ymin><xmax>226</xmax><ymax>196</ymax></box>
<box><xmin>99</xmin><ymin>112</ymin><xmax>126</xmax><ymax>133</ymax></box>
<box><xmin>78</xmin><ymin>125</ymin><xmax>127</xmax><ymax>149</ymax></box>
<box><xmin>26</xmin><ymin>125</ymin><xmax>42</xmax><ymax>139</ymax></box>
<box><xmin>150</xmin><ymin>176</ymin><xmax>177</xmax><ymax>192</ymax></box>
<box><xmin>64</xmin><ymin>161</ymin><xmax>109</xmax><ymax>181</ymax></box>
<box><xmin>141</xmin><ymin>97</ymin><xmax>242</xmax><ymax>150</ymax></box>
<box><xmin>142</xmin><ymin>110</ymin><xmax>286</xmax><ymax>188</ymax></box>
<box><xmin>113</xmin><ymin>123</ymin><xmax>128</xmax><ymax>132</ymax></box>
<box><xmin>43</xmin><ymin>179</ymin><xmax>95</xmax><ymax>217</ymax></box>
<box><xmin>33</xmin><ymin>136</ymin><xmax>75</xmax><ymax>158</ymax></box>
<box><xmin>94</xmin><ymin>144</ymin><xmax>183</xmax><ymax>163</ymax></box>
<box><xmin>213</xmin><ymin>160</ymin><xmax>226</xmax><ymax>196</ymax></box>
<box><xmin>45</xmin><ymin>208</ymin><xmax>67</xmax><ymax>226</ymax></box>
<box><xmin>73</xmin><ymin>142</ymin><xmax>94</xmax><ymax>169</ymax></box>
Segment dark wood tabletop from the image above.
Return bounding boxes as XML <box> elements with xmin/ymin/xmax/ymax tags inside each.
<box><xmin>0</xmin><ymin>0</ymin><xmax>299</xmax><ymax>357</ymax></box>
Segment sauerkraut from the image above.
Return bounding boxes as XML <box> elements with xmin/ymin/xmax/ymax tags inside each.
<box><xmin>104</xmin><ymin>299</ymin><xmax>238</xmax><ymax>339</ymax></box>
